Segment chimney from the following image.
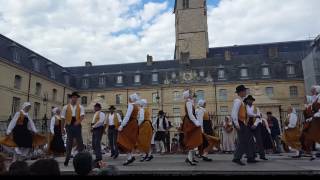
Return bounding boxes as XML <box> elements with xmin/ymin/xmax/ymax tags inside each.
<box><xmin>147</xmin><ymin>54</ymin><xmax>153</xmax><ymax>66</ymax></box>
<box><xmin>85</xmin><ymin>61</ymin><xmax>92</xmax><ymax>67</ymax></box>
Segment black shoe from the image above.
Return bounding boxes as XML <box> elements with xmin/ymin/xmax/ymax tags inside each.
<box><xmin>110</xmin><ymin>154</ymin><xmax>115</xmax><ymax>158</ymax></box>
<box><xmin>202</xmin><ymin>156</ymin><xmax>213</xmax><ymax>162</ymax></box>
<box><xmin>123</xmin><ymin>157</ymin><xmax>136</xmax><ymax>166</ymax></box>
<box><xmin>64</xmin><ymin>159</ymin><xmax>69</xmax><ymax>167</ymax></box>
<box><xmin>310</xmin><ymin>157</ymin><xmax>316</xmax><ymax>161</ymax></box>
<box><xmin>192</xmin><ymin>159</ymin><xmax>199</xmax><ymax>163</ymax></box>
<box><xmin>140</xmin><ymin>156</ymin><xmax>148</xmax><ymax>162</ymax></box>
<box><xmin>185</xmin><ymin>159</ymin><xmax>197</xmax><ymax>166</ymax></box>
<box><xmin>260</xmin><ymin>157</ymin><xmax>268</xmax><ymax>161</ymax></box>
<box><xmin>232</xmin><ymin>159</ymin><xmax>245</xmax><ymax>166</ymax></box>
<box><xmin>145</xmin><ymin>155</ymin><xmax>154</xmax><ymax>162</ymax></box>
<box><xmin>247</xmin><ymin>159</ymin><xmax>259</xmax><ymax>163</ymax></box>
<box><xmin>113</xmin><ymin>153</ymin><xmax>119</xmax><ymax>159</ymax></box>
<box><xmin>292</xmin><ymin>155</ymin><xmax>302</xmax><ymax>158</ymax></box>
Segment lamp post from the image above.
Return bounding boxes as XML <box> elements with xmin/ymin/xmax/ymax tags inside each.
<box><xmin>42</xmin><ymin>93</ymin><xmax>49</xmax><ymax>133</ymax></box>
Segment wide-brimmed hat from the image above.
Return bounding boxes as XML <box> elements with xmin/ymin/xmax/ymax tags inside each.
<box><xmin>108</xmin><ymin>105</ymin><xmax>116</xmax><ymax>110</ymax></box>
<box><xmin>158</xmin><ymin>110</ymin><xmax>165</xmax><ymax>115</ymax></box>
<box><xmin>94</xmin><ymin>103</ymin><xmax>102</xmax><ymax>109</ymax></box>
<box><xmin>244</xmin><ymin>95</ymin><xmax>255</xmax><ymax>103</ymax></box>
<box><xmin>235</xmin><ymin>85</ymin><xmax>248</xmax><ymax>93</ymax></box>
<box><xmin>68</xmin><ymin>92</ymin><xmax>81</xmax><ymax>98</ymax></box>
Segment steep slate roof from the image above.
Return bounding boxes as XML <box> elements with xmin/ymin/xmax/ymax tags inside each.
<box><xmin>0</xmin><ymin>33</ymin><xmax>313</xmax><ymax>91</ymax></box>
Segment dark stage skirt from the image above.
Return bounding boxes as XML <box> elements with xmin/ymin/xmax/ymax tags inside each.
<box><xmin>49</xmin><ymin>125</ymin><xmax>66</xmax><ymax>154</ymax></box>
<box><xmin>13</xmin><ymin>117</ymin><xmax>32</xmax><ymax>148</ymax></box>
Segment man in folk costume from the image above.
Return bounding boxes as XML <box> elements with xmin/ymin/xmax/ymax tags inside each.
<box><xmin>232</xmin><ymin>85</ymin><xmax>258</xmax><ymax>166</ymax></box>
<box><xmin>117</xmin><ymin>93</ymin><xmax>140</xmax><ymax>166</ymax></box>
<box><xmin>104</xmin><ymin>105</ymin><xmax>122</xmax><ymax>159</ymax></box>
<box><xmin>136</xmin><ymin>99</ymin><xmax>154</xmax><ymax>162</ymax></box>
<box><xmin>282</xmin><ymin>106</ymin><xmax>302</xmax><ymax>158</ymax></box>
<box><xmin>153</xmin><ymin>110</ymin><xmax>169</xmax><ymax>154</ymax></box>
<box><xmin>196</xmin><ymin>100</ymin><xmax>220</xmax><ymax>162</ymax></box>
<box><xmin>61</xmin><ymin>92</ymin><xmax>85</xmax><ymax>166</ymax></box>
<box><xmin>91</xmin><ymin>103</ymin><xmax>106</xmax><ymax>164</ymax></box>
<box><xmin>0</xmin><ymin>102</ymin><xmax>46</xmax><ymax>161</ymax></box>
<box><xmin>49</xmin><ymin>107</ymin><xmax>66</xmax><ymax>156</ymax></box>
<box><xmin>181</xmin><ymin>90</ymin><xmax>203</xmax><ymax>166</ymax></box>
<box><xmin>244</xmin><ymin>95</ymin><xmax>268</xmax><ymax>161</ymax></box>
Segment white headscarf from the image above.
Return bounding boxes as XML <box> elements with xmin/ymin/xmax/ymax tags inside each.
<box><xmin>129</xmin><ymin>93</ymin><xmax>140</xmax><ymax>102</ymax></box>
<box><xmin>183</xmin><ymin>90</ymin><xmax>190</xmax><ymax>99</ymax></box>
<box><xmin>52</xmin><ymin>107</ymin><xmax>60</xmax><ymax>115</ymax></box>
<box><xmin>315</xmin><ymin>85</ymin><xmax>320</xmax><ymax>94</ymax></box>
<box><xmin>21</xmin><ymin>102</ymin><xmax>31</xmax><ymax>111</ymax></box>
<box><xmin>138</xmin><ymin>99</ymin><xmax>147</xmax><ymax>107</ymax></box>
<box><xmin>198</xmin><ymin>100</ymin><xmax>206</xmax><ymax>107</ymax></box>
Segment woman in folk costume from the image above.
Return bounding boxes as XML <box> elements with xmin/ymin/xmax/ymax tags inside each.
<box><xmin>222</xmin><ymin>116</ymin><xmax>236</xmax><ymax>153</ymax></box>
<box><xmin>181</xmin><ymin>90</ymin><xmax>203</xmax><ymax>166</ymax></box>
<box><xmin>260</xmin><ymin>117</ymin><xmax>275</xmax><ymax>151</ymax></box>
<box><xmin>49</xmin><ymin>107</ymin><xmax>66</xmax><ymax>156</ymax></box>
<box><xmin>136</xmin><ymin>99</ymin><xmax>154</xmax><ymax>162</ymax></box>
<box><xmin>195</xmin><ymin>100</ymin><xmax>220</xmax><ymax>162</ymax></box>
<box><xmin>117</xmin><ymin>93</ymin><xmax>140</xmax><ymax>166</ymax></box>
<box><xmin>0</xmin><ymin>102</ymin><xmax>46</xmax><ymax>161</ymax></box>
<box><xmin>282</xmin><ymin>106</ymin><xmax>302</xmax><ymax>158</ymax></box>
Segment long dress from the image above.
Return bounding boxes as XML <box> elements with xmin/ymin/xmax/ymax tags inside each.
<box><xmin>136</xmin><ymin>108</ymin><xmax>154</xmax><ymax>153</ymax></box>
<box><xmin>222</xmin><ymin>121</ymin><xmax>236</xmax><ymax>152</ymax></box>
<box><xmin>49</xmin><ymin>116</ymin><xmax>66</xmax><ymax>154</ymax></box>
<box><xmin>282</xmin><ymin>114</ymin><xmax>301</xmax><ymax>150</ymax></box>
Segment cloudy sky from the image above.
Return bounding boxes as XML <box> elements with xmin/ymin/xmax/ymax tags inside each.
<box><xmin>0</xmin><ymin>0</ymin><xmax>319</xmax><ymax>66</ymax></box>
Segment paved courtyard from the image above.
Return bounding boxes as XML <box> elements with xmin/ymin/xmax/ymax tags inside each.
<box><xmin>27</xmin><ymin>153</ymin><xmax>320</xmax><ymax>175</ymax></box>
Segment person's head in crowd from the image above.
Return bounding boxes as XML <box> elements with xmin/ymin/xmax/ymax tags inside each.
<box><xmin>29</xmin><ymin>159</ymin><xmax>60</xmax><ymax>176</ymax></box>
<box><xmin>73</xmin><ymin>152</ymin><xmax>93</xmax><ymax>176</ymax></box>
<box><xmin>0</xmin><ymin>153</ymin><xmax>6</xmax><ymax>175</ymax></box>
<box><xmin>267</xmin><ymin>112</ymin><xmax>273</xmax><ymax>119</ymax></box>
<box><xmin>8</xmin><ymin>161</ymin><xmax>29</xmax><ymax>176</ymax></box>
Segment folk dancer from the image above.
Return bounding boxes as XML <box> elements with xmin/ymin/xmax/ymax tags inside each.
<box><xmin>231</xmin><ymin>85</ymin><xmax>258</xmax><ymax>166</ymax></box>
<box><xmin>0</xmin><ymin>102</ymin><xmax>46</xmax><ymax>161</ymax></box>
<box><xmin>61</xmin><ymin>92</ymin><xmax>85</xmax><ymax>166</ymax></box>
<box><xmin>136</xmin><ymin>99</ymin><xmax>154</xmax><ymax>162</ymax></box>
<box><xmin>153</xmin><ymin>110</ymin><xmax>169</xmax><ymax>154</ymax></box>
<box><xmin>49</xmin><ymin>107</ymin><xmax>66</xmax><ymax>156</ymax></box>
<box><xmin>117</xmin><ymin>93</ymin><xmax>140</xmax><ymax>166</ymax></box>
<box><xmin>181</xmin><ymin>90</ymin><xmax>203</xmax><ymax>166</ymax></box>
<box><xmin>91</xmin><ymin>103</ymin><xmax>106</xmax><ymax>164</ymax></box>
<box><xmin>222</xmin><ymin>116</ymin><xmax>236</xmax><ymax>153</ymax></box>
<box><xmin>244</xmin><ymin>95</ymin><xmax>268</xmax><ymax>161</ymax></box>
<box><xmin>196</xmin><ymin>100</ymin><xmax>220</xmax><ymax>162</ymax></box>
<box><xmin>282</xmin><ymin>106</ymin><xmax>302</xmax><ymax>158</ymax></box>
<box><xmin>266</xmin><ymin>112</ymin><xmax>282</xmax><ymax>153</ymax></box>
<box><xmin>104</xmin><ymin>105</ymin><xmax>122</xmax><ymax>159</ymax></box>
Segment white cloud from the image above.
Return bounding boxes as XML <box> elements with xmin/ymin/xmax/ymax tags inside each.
<box><xmin>0</xmin><ymin>0</ymin><xmax>319</xmax><ymax>66</ymax></box>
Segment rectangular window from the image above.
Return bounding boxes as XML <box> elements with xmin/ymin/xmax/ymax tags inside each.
<box><xmin>81</xmin><ymin>96</ymin><xmax>88</xmax><ymax>106</ymax></box>
<box><xmin>219</xmin><ymin>89</ymin><xmax>228</xmax><ymax>101</ymax></box>
<box><xmin>265</xmin><ymin>87</ymin><xmax>274</xmax><ymax>98</ymax></box>
<box><xmin>218</xmin><ymin>69</ymin><xmax>225</xmax><ymax>79</ymax></box>
<box><xmin>173</xmin><ymin>91</ymin><xmax>181</xmax><ymax>101</ymax></box>
<box><xmin>183</xmin><ymin>0</ymin><xmax>189</xmax><ymax>9</ymax></box>
<box><xmin>116</xmin><ymin>94</ymin><xmax>123</xmax><ymax>105</ymax></box>
<box><xmin>134</xmin><ymin>75</ymin><xmax>141</xmax><ymax>83</ymax></box>
<box><xmin>241</xmin><ymin>68</ymin><xmax>248</xmax><ymax>78</ymax></box>
<box><xmin>195</xmin><ymin>90</ymin><xmax>205</xmax><ymax>103</ymax></box>
<box><xmin>12</xmin><ymin>97</ymin><xmax>21</xmax><ymax>115</ymax></box>
<box><xmin>34</xmin><ymin>102</ymin><xmax>41</xmax><ymax>119</ymax></box>
<box><xmin>99</xmin><ymin>77</ymin><xmax>105</xmax><ymax>87</ymax></box>
<box><xmin>173</xmin><ymin>107</ymin><xmax>181</xmax><ymax>127</ymax></box>
<box><xmin>290</xmin><ymin>86</ymin><xmax>298</xmax><ymax>97</ymax></box>
<box><xmin>220</xmin><ymin>106</ymin><xmax>228</xmax><ymax>113</ymax></box>
<box><xmin>52</xmin><ymin>89</ymin><xmax>57</xmax><ymax>102</ymax></box>
<box><xmin>287</xmin><ymin>65</ymin><xmax>296</xmax><ymax>75</ymax></box>
<box><xmin>268</xmin><ymin>47</ymin><xmax>278</xmax><ymax>59</ymax></box>
<box><xmin>224</xmin><ymin>50</ymin><xmax>232</xmax><ymax>61</ymax></box>
<box><xmin>82</xmin><ymin>79</ymin><xmax>89</xmax><ymax>89</ymax></box>
<box><xmin>262</xmin><ymin>67</ymin><xmax>270</xmax><ymax>76</ymax></box>
<box><xmin>14</xmin><ymin>75</ymin><xmax>22</xmax><ymax>89</ymax></box>
<box><xmin>35</xmin><ymin>83</ymin><xmax>42</xmax><ymax>96</ymax></box>
<box><xmin>152</xmin><ymin>93</ymin><xmax>158</xmax><ymax>104</ymax></box>
<box><xmin>117</xmin><ymin>76</ymin><xmax>123</xmax><ymax>84</ymax></box>
<box><xmin>152</xmin><ymin>73</ymin><xmax>158</xmax><ymax>82</ymax></box>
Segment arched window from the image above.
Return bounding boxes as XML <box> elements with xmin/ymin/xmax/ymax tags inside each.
<box><xmin>14</xmin><ymin>75</ymin><xmax>22</xmax><ymax>89</ymax></box>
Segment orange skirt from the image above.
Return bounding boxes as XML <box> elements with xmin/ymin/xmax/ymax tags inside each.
<box><xmin>282</xmin><ymin>127</ymin><xmax>301</xmax><ymax>150</ymax></box>
<box><xmin>0</xmin><ymin>133</ymin><xmax>47</xmax><ymax>148</ymax></box>
<box><xmin>303</xmin><ymin>118</ymin><xmax>320</xmax><ymax>143</ymax></box>
<box><xmin>136</xmin><ymin>121</ymin><xmax>153</xmax><ymax>153</ymax></box>
<box><xmin>182</xmin><ymin>116</ymin><xmax>203</xmax><ymax>150</ymax></box>
<box><xmin>117</xmin><ymin>119</ymin><xmax>139</xmax><ymax>153</ymax></box>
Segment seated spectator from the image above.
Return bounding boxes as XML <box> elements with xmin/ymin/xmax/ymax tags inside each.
<box><xmin>73</xmin><ymin>152</ymin><xmax>93</xmax><ymax>176</ymax></box>
<box><xmin>8</xmin><ymin>161</ymin><xmax>29</xmax><ymax>176</ymax></box>
<box><xmin>29</xmin><ymin>159</ymin><xmax>60</xmax><ymax>176</ymax></box>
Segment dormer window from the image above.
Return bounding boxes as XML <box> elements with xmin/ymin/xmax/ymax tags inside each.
<box><xmin>224</xmin><ymin>50</ymin><xmax>232</xmax><ymax>61</ymax></box>
<box><xmin>99</xmin><ymin>76</ymin><xmax>106</xmax><ymax>87</ymax></box>
<box><xmin>30</xmin><ymin>55</ymin><xmax>40</xmax><ymax>72</ymax></box>
<box><xmin>117</xmin><ymin>75</ymin><xmax>123</xmax><ymax>84</ymax></box>
<box><xmin>82</xmin><ymin>78</ymin><xmax>89</xmax><ymax>89</ymax></box>
<box><xmin>240</xmin><ymin>68</ymin><xmax>248</xmax><ymax>78</ymax></box>
<box><xmin>64</xmin><ymin>75</ymin><xmax>70</xmax><ymax>85</ymax></box>
<box><xmin>218</xmin><ymin>69</ymin><xmax>225</xmax><ymax>80</ymax></box>
<box><xmin>152</xmin><ymin>73</ymin><xmax>158</xmax><ymax>82</ymax></box>
<box><xmin>172</xmin><ymin>72</ymin><xmax>177</xmax><ymax>79</ymax></box>
<box><xmin>262</xmin><ymin>67</ymin><xmax>270</xmax><ymax>77</ymax></box>
<box><xmin>268</xmin><ymin>47</ymin><xmax>279</xmax><ymax>59</ymax></box>
<box><xmin>48</xmin><ymin>66</ymin><xmax>55</xmax><ymax>79</ymax></box>
<box><xmin>9</xmin><ymin>43</ymin><xmax>20</xmax><ymax>63</ymax></box>
<box><xmin>199</xmin><ymin>70</ymin><xmax>205</xmax><ymax>77</ymax></box>
<box><xmin>134</xmin><ymin>74</ymin><xmax>141</xmax><ymax>84</ymax></box>
<box><xmin>287</xmin><ymin>64</ymin><xmax>295</xmax><ymax>76</ymax></box>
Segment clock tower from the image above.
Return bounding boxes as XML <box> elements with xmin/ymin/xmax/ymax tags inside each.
<box><xmin>174</xmin><ymin>0</ymin><xmax>209</xmax><ymax>61</ymax></box>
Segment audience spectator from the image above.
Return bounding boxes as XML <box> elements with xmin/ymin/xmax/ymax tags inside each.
<box><xmin>29</xmin><ymin>159</ymin><xmax>60</xmax><ymax>176</ymax></box>
<box><xmin>73</xmin><ymin>152</ymin><xmax>93</xmax><ymax>176</ymax></box>
<box><xmin>8</xmin><ymin>161</ymin><xmax>29</xmax><ymax>176</ymax></box>
<box><xmin>0</xmin><ymin>153</ymin><xmax>7</xmax><ymax>175</ymax></box>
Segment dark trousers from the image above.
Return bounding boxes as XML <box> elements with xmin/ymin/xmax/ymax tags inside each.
<box><xmin>65</xmin><ymin>124</ymin><xmax>84</xmax><ymax>162</ymax></box>
<box><xmin>92</xmin><ymin>126</ymin><xmax>104</xmax><ymax>161</ymax></box>
<box><xmin>252</xmin><ymin>124</ymin><xmax>266</xmax><ymax>158</ymax></box>
<box><xmin>234</xmin><ymin>122</ymin><xmax>255</xmax><ymax>161</ymax></box>
<box><xmin>108</xmin><ymin>126</ymin><xmax>119</xmax><ymax>156</ymax></box>
<box><xmin>272</xmin><ymin>135</ymin><xmax>282</xmax><ymax>153</ymax></box>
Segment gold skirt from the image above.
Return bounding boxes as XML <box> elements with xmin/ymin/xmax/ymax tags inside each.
<box><xmin>282</xmin><ymin>127</ymin><xmax>301</xmax><ymax>150</ymax></box>
<box><xmin>0</xmin><ymin>134</ymin><xmax>47</xmax><ymax>148</ymax></box>
<box><xmin>136</xmin><ymin>121</ymin><xmax>153</xmax><ymax>153</ymax></box>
